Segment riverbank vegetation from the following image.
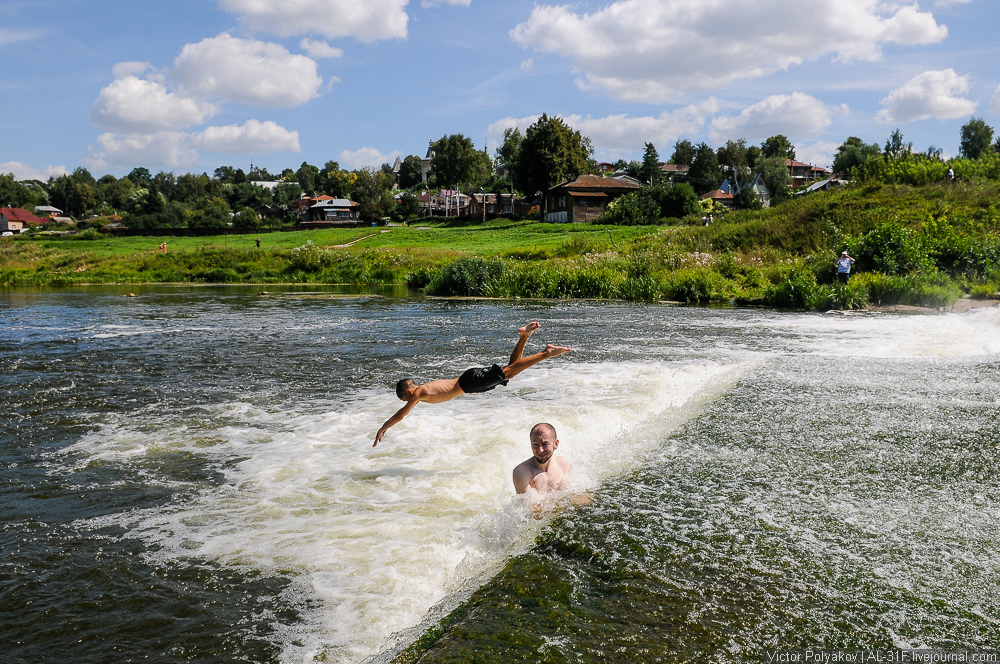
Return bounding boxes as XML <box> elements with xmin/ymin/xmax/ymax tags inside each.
<box><xmin>3</xmin><ymin>180</ymin><xmax>999</xmax><ymax>310</ymax></box>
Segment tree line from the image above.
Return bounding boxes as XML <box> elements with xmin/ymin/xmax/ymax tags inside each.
<box><xmin>4</xmin><ymin>116</ymin><xmax>999</xmax><ymax>231</ymax></box>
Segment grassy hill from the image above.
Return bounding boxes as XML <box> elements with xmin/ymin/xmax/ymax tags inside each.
<box><xmin>2</xmin><ymin>181</ymin><xmax>998</xmax><ymax>310</ymax></box>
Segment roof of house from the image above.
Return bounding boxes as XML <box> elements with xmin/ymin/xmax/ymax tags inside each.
<box><xmin>785</xmin><ymin>159</ymin><xmax>831</xmax><ymax>173</ymax></box>
<box><xmin>1</xmin><ymin>207</ymin><xmax>44</xmax><ymax>223</ymax></box>
<box><xmin>551</xmin><ymin>174</ymin><xmax>642</xmax><ymax>192</ymax></box>
<box><xmin>699</xmin><ymin>189</ymin><xmax>734</xmax><ymax>201</ymax></box>
<box><xmin>660</xmin><ymin>163</ymin><xmax>690</xmax><ymax>173</ymax></box>
<box><xmin>34</xmin><ymin>205</ymin><xmax>63</xmax><ymax>214</ymax></box>
<box><xmin>311</xmin><ymin>198</ymin><xmax>358</xmax><ymax>208</ymax></box>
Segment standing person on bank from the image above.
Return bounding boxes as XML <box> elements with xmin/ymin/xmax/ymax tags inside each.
<box><xmin>836</xmin><ymin>251</ymin><xmax>856</xmax><ymax>283</ymax></box>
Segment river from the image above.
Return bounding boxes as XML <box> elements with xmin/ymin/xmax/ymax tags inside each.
<box><xmin>2</xmin><ymin>286</ymin><xmax>998</xmax><ymax>663</ymax></box>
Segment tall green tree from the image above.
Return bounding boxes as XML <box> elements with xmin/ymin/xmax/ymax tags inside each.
<box><xmin>431</xmin><ymin>134</ymin><xmax>479</xmax><ymax>190</ymax></box>
<box><xmin>688</xmin><ymin>142</ymin><xmax>723</xmax><ymax>194</ymax></box>
<box><xmin>884</xmin><ymin>128</ymin><xmax>912</xmax><ymax>160</ymax></box>
<box><xmin>496</xmin><ymin>127</ymin><xmax>524</xmax><ymax>191</ymax></box>
<box><xmin>514</xmin><ymin>114</ymin><xmax>592</xmax><ymax>220</ymax></box>
<box><xmin>670</xmin><ymin>139</ymin><xmax>695</xmax><ymax>166</ymax></box>
<box><xmin>397</xmin><ymin>155</ymin><xmax>424</xmax><ymax>189</ymax></box>
<box><xmin>295</xmin><ymin>162</ymin><xmax>320</xmax><ymax>195</ymax></box>
<box><xmin>757</xmin><ymin>156</ymin><xmax>793</xmax><ymax>206</ymax></box>
<box><xmin>760</xmin><ymin>135</ymin><xmax>795</xmax><ymax>161</ymax></box>
<box><xmin>717</xmin><ymin>139</ymin><xmax>758</xmax><ymax>208</ymax></box>
<box><xmin>318</xmin><ymin>161</ymin><xmax>353</xmax><ymax>198</ymax></box>
<box><xmin>639</xmin><ymin>142</ymin><xmax>662</xmax><ymax>185</ymax></box>
<box><xmin>959</xmin><ymin>117</ymin><xmax>995</xmax><ymax>160</ymax></box>
<box><xmin>48</xmin><ymin>168</ymin><xmax>97</xmax><ymax>218</ymax></box>
<box><xmin>126</xmin><ymin>167</ymin><xmax>153</xmax><ymax>189</ymax></box>
<box><xmin>832</xmin><ymin>136</ymin><xmax>881</xmax><ymax>175</ymax></box>
<box><xmin>352</xmin><ymin>167</ymin><xmax>395</xmax><ymax>223</ymax></box>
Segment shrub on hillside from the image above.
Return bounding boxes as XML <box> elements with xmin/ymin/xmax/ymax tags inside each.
<box><xmin>425</xmin><ymin>257</ymin><xmax>504</xmax><ymax>296</ymax></box>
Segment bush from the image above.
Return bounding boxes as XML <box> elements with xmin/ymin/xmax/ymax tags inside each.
<box><xmin>289</xmin><ymin>241</ymin><xmax>331</xmax><ymax>272</ymax></box>
<box><xmin>405</xmin><ymin>267</ymin><xmax>434</xmax><ymax>289</ymax></box>
<box><xmin>848</xmin><ymin>222</ymin><xmax>932</xmax><ymax>275</ymax></box>
<box><xmin>597</xmin><ymin>192</ymin><xmax>659</xmax><ymax>225</ymax></box>
<box><xmin>969</xmin><ymin>283</ymin><xmax>998</xmax><ymax>299</ymax></box>
<box><xmin>762</xmin><ymin>268</ymin><xmax>817</xmax><ymax>309</ymax></box>
<box><xmin>425</xmin><ymin>257</ymin><xmax>504</xmax><ymax>296</ymax></box>
<box><xmin>76</xmin><ymin>228</ymin><xmax>103</xmax><ymax>241</ymax></box>
<box><xmin>663</xmin><ymin>270</ymin><xmax>713</xmax><ymax>303</ymax></box>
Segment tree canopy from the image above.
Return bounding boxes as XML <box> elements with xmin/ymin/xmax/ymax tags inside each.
<box><xmin>514</xmin><ymin>114</ymin><xmax>592</xmax><ymax>202</ymax></box>
<box><xmin>959</xmin><ymin>117</ymin><xmax>995</xmax><ymax>160</ymax></box>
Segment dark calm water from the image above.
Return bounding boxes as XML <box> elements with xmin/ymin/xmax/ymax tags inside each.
<box><xmin>2</xmin><ymin>286</ymin><xmax>998</xmax><ymax>663</ymax></box>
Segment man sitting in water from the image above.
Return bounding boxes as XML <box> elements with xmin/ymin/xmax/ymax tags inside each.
<box><xmin>374</xmin><ymin>322</ymin><xmax>571</xmax><ymax>446</ymax></box>
<box><xmin>513</xmin><ymin>422</ymin><xmax>571</xmax><ymax>494</ymax></box>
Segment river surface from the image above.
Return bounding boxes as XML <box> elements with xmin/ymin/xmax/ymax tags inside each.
<box><xmin>1</xmin><ymin>286</ymin><xmax>998</xmax><ymax>663</ymax></box>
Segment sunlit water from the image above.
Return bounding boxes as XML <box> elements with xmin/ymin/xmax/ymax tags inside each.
<box><xmin>2</xmin><ymin>286</ymin><xmax>998</xmax><ymax>663</ymax></box>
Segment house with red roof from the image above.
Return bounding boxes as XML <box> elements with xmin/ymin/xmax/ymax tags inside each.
<box><xmin>545</xmin><ymin>175</ymin><xmax>642</xmax><ymax>223</ymax></box>
<box><xmin>1</xmin><ymin>207</ymin><xmax>43</xmax><ymax>233</ymax></box>
<box><xmin>785</xmin><ymin>160</ymin><xmax>831</xmax><ymax>188</ymax></box>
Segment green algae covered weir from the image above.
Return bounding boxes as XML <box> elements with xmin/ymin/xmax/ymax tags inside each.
<box><xmin>1</xmin><ymin>285</ymin><xmax>998</xmax><ymax>663</ymax></box>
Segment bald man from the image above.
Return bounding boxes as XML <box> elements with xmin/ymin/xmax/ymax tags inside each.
<box><xmin>513</xmin><ymin>422</ymin><xmax>571</xmax><ymax>494</ymax></box>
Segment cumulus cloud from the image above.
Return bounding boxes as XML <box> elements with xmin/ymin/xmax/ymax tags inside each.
<box><xmin>709</xmin><ymin>93</ymin><xmax>845</xmax><ymax>143</ymax></box>
<box><xmin>86</xmin><ymin>132</ymin><xmax>201</xmax><ymax>171</ymax></box>
<box><xmin>0</xmin><ymin>161</ymin><xmax>69</xmax><ymax>181</ymax></box>
<box><xmin>875</xmin><ymin>68</ymin><xmax>977</xmax><ymax>123</ymax></box>
<box><xmin>421</xmin><ymin>0</ymin><xmax>470</xmax><ymax>7</ymax></box>
<box><xmin>173</xmin><ymin>34</ymin><xmax>323</xmax><ymax>108</ymax></box>
<box><xmin>300</xmin><ymin>38</ymin><xmax>343</xmax><ymax>58</ymax></box>
<box><xmin>487</xmin><ymin>100</ymin><xmax>719</xmax><ymax>158</ymax></box>
<box><xmin>112</xmin><ymin>61</ymin><xmax>154</xmax><ymax>79</ymax></box>
<box><xmin>194</xmin><ymin>120</ymin><xmax>301</xmax><ymax>154</ymax></box>
<box><xmin>218</xmin><ymin>0</ymin><xmax>409</xmax><ymax>42</ymax></box>
<box><xmin>794</xmin><ymin>142</ymin><xmax>841</xmax><ymax>170</ymax></box>
<box><xmin>338</xmin><ymin>147</ymin><xmax>403</xmax><ymax>169</ymax></box>
<box><xmin>510</xmin><ymin>0</ymin><xmax>948</xmax><ymax>102</ymax></box>
<box><xmin>91</xmin><ymin>75</ymin><xmax>219</xmax><ymax>133</ymax></box>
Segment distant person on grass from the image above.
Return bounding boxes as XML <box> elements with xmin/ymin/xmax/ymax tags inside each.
<box><xmin>836</xmin><ymin>251</ymin><xmax>856</xmax><ymax>283</ymax></box>
<box><xmin>374</xmin><ymin>322</ymin><xmax>571</xmax><ymax>446</ymax></box>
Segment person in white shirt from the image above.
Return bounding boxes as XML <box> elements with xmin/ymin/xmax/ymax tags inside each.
<box><xmin>836</xmin><ymin>251</ymin><xmax>856</xmax><ymax>283</ymax></box>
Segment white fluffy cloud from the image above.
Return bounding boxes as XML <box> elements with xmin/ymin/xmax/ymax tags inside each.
<box><xmin>875</xmin><ymin>68</ymin><xmax>977</xmax><ymax>124</ymax></box>
<box><xmin>487</xmin><ymin>100</ymin><xmax>719</xmax><ymax>159</ymax></box>
<box><xmin>710</xmin><ymin>93</ymin><xmax>845</xmax><ymax>143</ymax></box>
<box><xmin>173</xmin><ymin>34</ymin><xmax>323</xmax><ymax>108</ymax></box>
<box><xmin>0</xmin><ymin>161</ymin><xmax>68</xmax><ymax>181</ymax></box>
<box><xmin>794</xmin><ymin>141</ymin><xmax>841</xmax><ymax>170</ymax></box>
<box><xmin>194</xmin><ymin>120</ymin><xmax>301</xmax><ymax>154</ymax></box>
<box><xmin>218</xmin><ymin>0</ymin><xmax>409</xmax><ymax>42</ymax></box>
<box><xmin>421</xmin><ymin>0</ymin><xmax>470</xmax><ymax>7</ymax></box>
<box><xmin>91</xmin><ymin>76</ymin><xmax>219</xmax><ymax>133</ymax></box>
<box><xmin>299</xmin><ymin>38</ymin><xmax>343</xmax><ymax>58</ymax></box>
<box><xmin>338</xmin><ymin>147</ymin><xmax>403</xmax><ymax>169</ymax></box>
<box><xmin>510</xmin><ymin>0</ymin><xmax>948</xmax><ymax>102</ymax></box>
<box><xmin>87</xmin><ymin>132</ymin><xmax>201</xmax><ymax>171</ymax></box>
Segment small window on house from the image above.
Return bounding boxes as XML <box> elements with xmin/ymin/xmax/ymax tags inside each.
<box><xmin>488</xmin><ymin>205</ymin><xmax>494</xmax><ymax>213</ymax></box>
<box><xmin>578</xmin><ymin>199</ymin><xmax>587</xmax><ymax>206</ymax></box>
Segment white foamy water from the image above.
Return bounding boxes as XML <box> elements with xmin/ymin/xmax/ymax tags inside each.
<box><xmin>759</xmin><ymin>306</ymin><xmax>1000</xmax><ymax>358</ymax></box>
<box><xmin>62</xmin><ymin>359</ymin><xmax>742</xmax><ymax>663</ymax></box>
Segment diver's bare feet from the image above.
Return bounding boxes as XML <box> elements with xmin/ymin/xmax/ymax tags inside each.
<box><xmin>519</xmin><ymin>321</ymin><xmax>541</xmax><ymax>337</ymax></box>
<box><xmin>544</xmin><ymin>344</ymin><xmax>572</xmax><ymax>356</ymax></box>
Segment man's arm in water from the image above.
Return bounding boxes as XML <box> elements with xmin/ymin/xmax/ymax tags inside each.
<box><xmin>374</xmin><ymin>399</ymin><xmax>418</xmax><ymax>446</ymax></box>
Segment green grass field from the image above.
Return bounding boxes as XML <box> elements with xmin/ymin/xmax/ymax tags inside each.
<box><xmin>3</xmin><ymin>182</ymin><xmax>998</xmax><ymax>311</ymax></box>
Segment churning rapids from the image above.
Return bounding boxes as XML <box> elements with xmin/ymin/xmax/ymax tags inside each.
<box><xmin>2</xmin><ymin>286</ymin><xmax>998</xmax><ymax>663</ymax></box>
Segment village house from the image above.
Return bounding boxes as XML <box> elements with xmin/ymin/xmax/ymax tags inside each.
<box><xmin>659</xmin><ymin>163</ymin><xmax>690</xmax><ymax>184</ymax></box>
<box><xmin>545</xmin><ymin>175</ymin><xmax>642</xmax><ymax>223</ymax></box>
<box><xmin>1</xmin><ymin>207</ymin><xmax>43</xmax><ymax>232</ymax></box>
<box><xmin>786</xmin><ymin>160</ymin><xmax>831</xmax><ymax>188</ymax></box>
<box><xmin>302</xmin><ymin>198</ymin><xmax>360</xmax><ymax>224</ymax></box>
<box><xmin>699</xmin><ymin>188</ymin><xmax>735</xmax><ymax>208</ymax></box>
<box><xmin>465</xmin><ymin>193</ymin><xmax>516</xmax><ymax>219</ymax></box>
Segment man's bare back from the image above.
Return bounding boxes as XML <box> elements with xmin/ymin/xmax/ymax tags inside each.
<box><xmin>513</xmin><ymin>423</ymin><xmax>570</xmax><ymax>494</ymax></box>
<box><xmin>374</xmin><ymin>322</ymin><xmax>571</xmax><ymax>446</ymax></box>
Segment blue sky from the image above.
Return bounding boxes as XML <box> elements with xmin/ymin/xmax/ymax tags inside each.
<box><xmin>1</xmin><ymin>0</ymin><xmax>997</xmax><ymax>180</ymax></box>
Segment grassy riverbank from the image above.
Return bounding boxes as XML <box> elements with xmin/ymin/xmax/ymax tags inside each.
<box><xmin>2</xmin><ymin>182</ymin><xmax>999</xmax><ymax>310</ymax></box>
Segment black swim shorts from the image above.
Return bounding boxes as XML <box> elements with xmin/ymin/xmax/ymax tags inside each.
<box><xmin>457</xmin><ymin>364</ymin><xmax>509</xmax><ymax>394</ymax></box>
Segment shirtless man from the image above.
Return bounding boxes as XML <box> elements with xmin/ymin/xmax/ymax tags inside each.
<box><xmin>374</xmin><ymin>322</ymin><xmax>571</xmax><ymax>446</ymax></box>
<box><xmin>513</xmin><ymin>423</ymin><xmax>570</xmax><ymax>494</ymax></box>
